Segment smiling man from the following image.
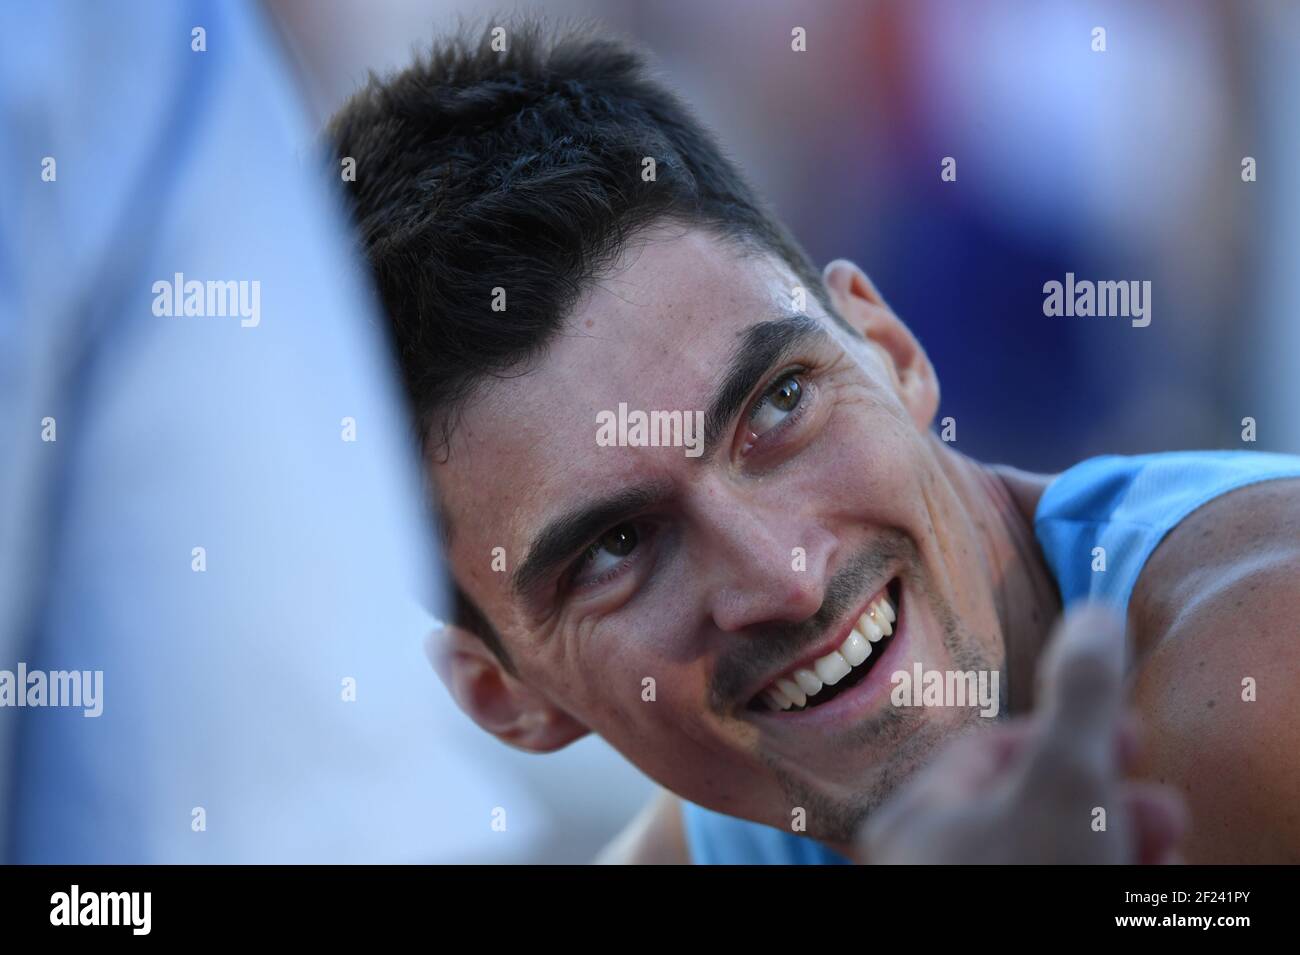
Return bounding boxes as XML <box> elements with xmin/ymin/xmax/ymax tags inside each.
<box><xmin>328</xmin><ymin>23</ymin><xmax>1300</xmax><ymax>864</ymax></box>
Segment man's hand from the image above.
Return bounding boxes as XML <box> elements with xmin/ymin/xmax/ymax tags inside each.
<box><xmin>857</xmin><ymin>605</ymin><xmax>1187</xmax><ymax>864</ymax></box>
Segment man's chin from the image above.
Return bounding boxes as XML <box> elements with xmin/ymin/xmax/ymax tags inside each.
<box><xmin>765</xmin><ymin>707</ymin><xmax>973</xmax><ymax>845</ymax></box>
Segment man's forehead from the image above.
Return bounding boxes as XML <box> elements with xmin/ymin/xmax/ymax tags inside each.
<box><xmin>484</xmin><ymin>232</ymin><xmax>796</xmax><ymax>401</ymax></box>
<box><xmin>446</xmin><ymin>232</ymin><xmax>782</xmax><ymax>429</ymax></box>
<box><xmin>435</xmin><ymin>229</ymin><xmax>821</xmax><ymax>555</ymax></box>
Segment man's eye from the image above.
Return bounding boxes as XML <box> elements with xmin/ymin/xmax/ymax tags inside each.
<box><xmin>750</xmin><ymin>372</ymin><xmax>803</xmax><ymax>435</ymax></box>
<box><xmin>576</xmin><ymin>523</ymin><xmax>640</xmax><ymax>581</ymax></box>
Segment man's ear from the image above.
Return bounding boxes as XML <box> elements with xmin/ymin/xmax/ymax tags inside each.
<box><xmin>822</xmin><ymin>259</ymin><xmax>939</xmax><ymax>431</ymax></box>
<box><xmin>424</xmin><ymin>623</ymin><xmax>589</xmax><ymax>753</ymax></box>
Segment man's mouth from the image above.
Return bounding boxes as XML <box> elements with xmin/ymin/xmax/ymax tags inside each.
<box><xmin>747</xmin><ymin>578</ymin><xmax>902</xmax><ymax>714</ymax></box>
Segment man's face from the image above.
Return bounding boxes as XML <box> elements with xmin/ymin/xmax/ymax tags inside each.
<box><xmin>435</xmin><ymin>227</ymin><xmax>1005</xmax><ymax>842</ymax></box>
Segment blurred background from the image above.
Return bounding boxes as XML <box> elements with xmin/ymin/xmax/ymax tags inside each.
<box><xmin>262</xmin><ymin>0</ymin><xmax>1300</xmax><ymax>861</ymax></box>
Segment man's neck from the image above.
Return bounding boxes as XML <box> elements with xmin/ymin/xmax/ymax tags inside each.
<box><xmin>935</xmin><ymin>442</ymin><xmax>1062</xmax><ymax>714</ymax></box>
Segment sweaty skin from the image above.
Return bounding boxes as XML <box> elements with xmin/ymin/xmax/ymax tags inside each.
<box><xmin>423</xmin><ymin>227</ymin><xmax>1300</xmax><ymax>863</ymax></box>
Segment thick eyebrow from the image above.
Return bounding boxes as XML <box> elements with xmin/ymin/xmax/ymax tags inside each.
<box><xmin>511</xmin><ymin>313</ymin><xmax>829</xmax><ymax>598</ymax></box>
<box><xmin>702</xmin><ymin>313</ymin><xmax>830</xmax><ymax>453</ymax></box>
<box><xmin>512</xmin><ymin>481</ymin><xmax>673</xmax><ymax>596</ymax></box>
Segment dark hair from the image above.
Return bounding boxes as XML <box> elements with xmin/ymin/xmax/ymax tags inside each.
<box><xmin>328</xmin><ymin>18</ymin><xmax>831</xmax><ymax>669</ymax></box>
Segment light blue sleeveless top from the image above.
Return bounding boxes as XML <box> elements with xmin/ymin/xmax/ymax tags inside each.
<box><xmin>681</xmin><ymin>450</ymin><xmax>1300</xmax><ymax>864</ymax></box>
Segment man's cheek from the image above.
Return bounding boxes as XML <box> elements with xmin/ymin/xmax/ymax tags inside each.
<box><xmin>796</xmin><ymin>423</ymin><xmax>903</xmax><ymax>512</ymax></box>
<box><xmin>566</xmin><ymin>653</ymin><xmax>666</xmax><ymax>723</ymax></box>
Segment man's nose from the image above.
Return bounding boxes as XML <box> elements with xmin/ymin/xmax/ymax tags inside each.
<box><xmin>689</xmin><ymin>485</ymin><xmax>833</xmax><ymax>633</ymax></box>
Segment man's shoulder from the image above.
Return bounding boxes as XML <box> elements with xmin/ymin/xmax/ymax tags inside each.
<box><xmin>1127</xmin><ymin>473</ymin><xmax>1300</xmax><ymax>862</ymax></box>
<box><xmin>1035</xmin><ymin>450</ymin><xmax>1300</xmax><ymax>612</ymax></box>
<box><xmin>1031</xmin><ymin>449</ymin><xmax>1300</xmax><ymax>861</ymax></box>
<box><xmin>1128</xmin><ymin>464</ymin><xmax>1300</xmax><ymax>647</ymax></box>
<box><xmin>1040</xmin><ymin>450</ymin><xmax>1300</xmax><ymax>528</ymax></box>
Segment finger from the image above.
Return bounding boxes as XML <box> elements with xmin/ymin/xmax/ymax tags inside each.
<box><xmin>858</xmin><ymin>719</ymin><xmax>1037</xmax><ymax>859</ymax></box>
<box><xmin>937</xmin><ymin>720</ymin><xmax>1039</xmax><ymax>797</ymax></box>
<box><xmin>1116</xmin><ymin>712</ymin><xmax>1143</xmax><ymax>771</ymax></box>
<box><xmin>984</xmin><ymin>720</ymin><xmax>1039</xmax><ymax>776</ymax></box>
<box><xmin>855</xmin><ymin>727</ymin><xmax>999</xmax><ymax>857</ymax></box>
<box><xmin>943</xmin><ymin>720</ymin><xmax>1047</xmax><ymax>793</ymax></box>
<box><xmin>1036</xmin><ymin>603</ymin><xmax>1129</xmax><ymax>764</ymax></box>
<box><xmin>1122</xmin><ymin>782</ymin><xmax>1189</xmax><ymax>865</ymax></box>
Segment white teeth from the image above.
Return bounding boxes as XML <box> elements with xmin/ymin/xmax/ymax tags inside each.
<box><xmin>814</xmin><ymin>651</ymin><xmax>852</xmax><ymax>686</ymax></box>
<box><xmin>776</xmin><ymin>677</ymin><xmax>807</xmax><ymax>708</ymax></box>
<box><xmin>793</xmin><ymin>668</ymin><xmax>823</xmax><ymax>697</ymax></box>
<box><xmin>841</xmin><ymin>630</ymin><xmax>870</xmax><ymax>666</ymax></box>
<box><xmin>877</xmin><ymin>596</ymin><xmax>896</xmax><ymax>624</ymax></box>
<box><xmin>767</xmin><ymin>684</ymin><xmax>795</xmax><ymax>709</ymax></box>
<box><xmin>757</xmin><ymin>588</ymin><xmax>899</xmax><ymax>712</ymax></box>
<box><xmin>859</xmin><ymin>615</ymin><xmax>883</xmax><ymax>643</ymax></box>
